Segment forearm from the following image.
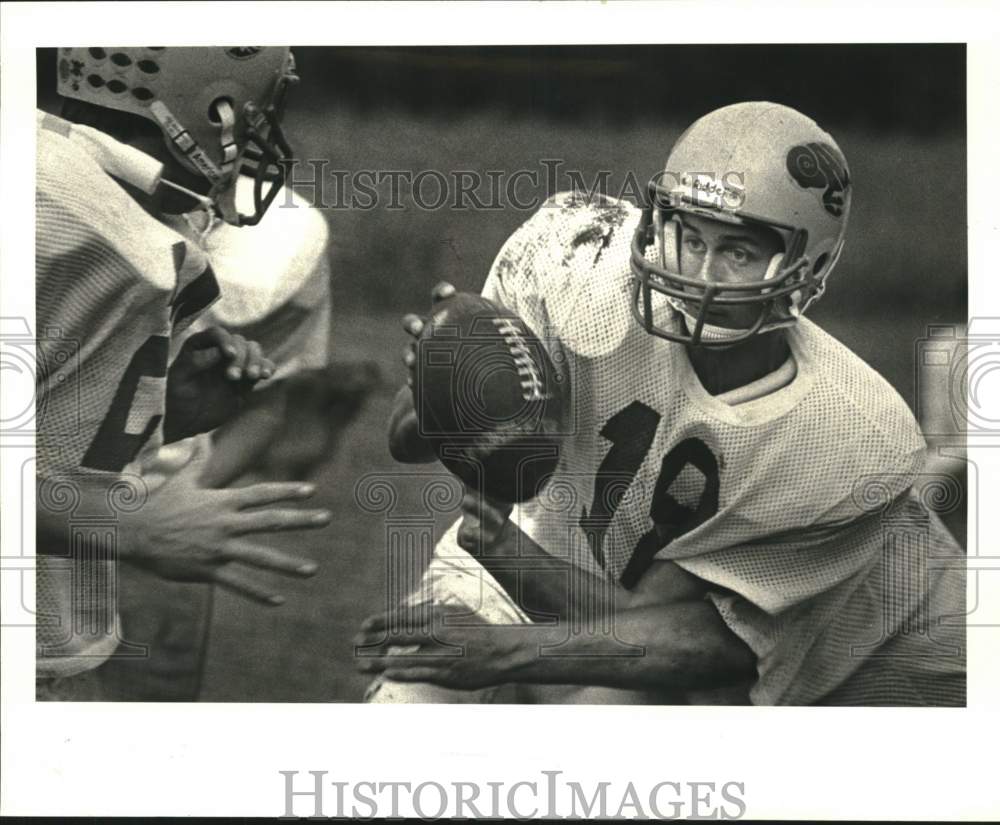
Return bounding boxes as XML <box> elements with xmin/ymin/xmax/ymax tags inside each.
<box><xmin>478</xmin><ymin>522</ymin><xmax>705</xmax><ymax>621</ymax></box>
<box><xmin>387</xmin><ymin>384</ymin><xmax>438</xmax><ymax>463</ymax></box>
<box><xmin>502</xmin><ymin>601</ymin><xmax>755</xmax><ymax>691</ymax></box>
<box><xmin>36</xmin><ymin>473</ymin><xmax>137</xmax><ymax>556</ymax></box>
<box><xmin>478</xmin><ymin>528</ymin><xmax>613</xmax><ymax>622</ymax></box>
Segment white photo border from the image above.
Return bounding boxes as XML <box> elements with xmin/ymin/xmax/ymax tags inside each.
<box><xmin>2</xmin><ymin>1</ymin><xmax>998</xmax><ymax>819</ymax></box>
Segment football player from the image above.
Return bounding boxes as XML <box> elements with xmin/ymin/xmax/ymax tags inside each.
<box><xmin>36</xmin><ymin>48</ymin><xmax>332</xmax><ymax>697</ymax></box>
<box><xmin>358</xmin><ymin>102</ymin><xmax>966</xmax><ymax>706</ymax></box>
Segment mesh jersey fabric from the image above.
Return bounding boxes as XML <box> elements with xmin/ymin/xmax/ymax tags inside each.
<box><xmin>35</xmin><ymin>112</ymin><xmax>218</xmax><ymax>678</ymax></box>
<box><xmin>477</xmin><ymin>191</ymin><xmax>965</xmax><ymax>705</ymax></box>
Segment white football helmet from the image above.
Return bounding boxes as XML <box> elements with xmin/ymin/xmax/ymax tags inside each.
<box><xmin>631</xmin><ymin>101</ymin><xmax>852</xmax><ymax>347</ymax></box>
<box><xmin>57</xmin><ymin>47</ymin><xmax>298</xmax><ymax>225</ymax></box>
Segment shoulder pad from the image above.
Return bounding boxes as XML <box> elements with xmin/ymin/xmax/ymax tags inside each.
<box><xmin>488</xmin><ymin>192</ymin><xmax>640</xmax><ymax>357</ymax></box>
<box><xmin>202</xmin><ymin>177</ymin><xmax>330</xmax><ymax>326</ymax></box>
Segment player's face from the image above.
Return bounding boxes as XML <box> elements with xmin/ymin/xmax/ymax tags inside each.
<box><xmin>675</xmin><ymin>212</ymin><xmax>785</xmax><ymax>329</ymax></box>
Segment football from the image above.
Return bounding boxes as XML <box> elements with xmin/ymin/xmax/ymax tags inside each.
<box><xmin>411</xmin><ymin>292</ymin><xmax>567</xmax><ymax>503</ymax></box>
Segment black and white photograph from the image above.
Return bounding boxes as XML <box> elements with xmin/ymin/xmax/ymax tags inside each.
<box><xmin>2</xmin><ymin>1</ymin><xmax>998</xmax><ymax>820</ymax></box>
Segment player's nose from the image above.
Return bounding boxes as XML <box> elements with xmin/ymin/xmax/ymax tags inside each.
<box><xmin>697</xmin><ymin>250</ymin><xmax>720</xmax><ymax>283</ymax></box>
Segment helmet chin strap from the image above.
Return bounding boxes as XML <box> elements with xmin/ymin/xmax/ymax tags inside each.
<box><xmin>149</xmin><ymin>98</ymin><xmax>245</xmax><ymax>226</ymax></box>
<box><xmin>206</xmin><ymin>99</ymin><xmax>243</xmax><ymax>226</ymax></box>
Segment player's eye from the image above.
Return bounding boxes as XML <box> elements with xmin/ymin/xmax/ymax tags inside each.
<box><xmin>684</xmin><ymin>236</ymin><xmax>706</xmax><ymax>254</ymax></box>
<box><xmin>726</xmin><ymin>246</ymin><xmax>754</xmax><ymax>265</ymax></box>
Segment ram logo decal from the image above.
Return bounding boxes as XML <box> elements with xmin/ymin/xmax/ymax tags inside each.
<box><xmin>786</xmin><ymin>142</ymin><xmax>851</xmax><ymax>217</ymax></box>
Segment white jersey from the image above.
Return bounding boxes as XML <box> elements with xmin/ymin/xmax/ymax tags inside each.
<box><xmin>481</xmin><ymin>192</ymin><xmax>964</xmax><ymax>704</ymax></box>
<box><xmin>35</xmin><ymin>112</ymin><xmax>218</xmax><ymax>677</ymax></box>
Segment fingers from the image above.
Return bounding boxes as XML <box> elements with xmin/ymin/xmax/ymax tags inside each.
<box><xmin>260</xmin><ymin>356</ymin><xmax>276</xmax><ymax>380</ymax></box>
<box><xmin>354</xmin><ymin>649</ymin><xmax>452</xmax><ymax>684</ymax></box>
<box><xmin>431</xmin><ymin>282</ymin><xmax>456</xmax><ymax>303</ymax></box>
<box><xmin>240</xmin><ymin>339</ymin><xmax>274</xmax><ymax>382</ymax></box>
<box><xmin>402</xmin><ymin>313</ymin><xmax>424</xmax><ymax>338</ymax></box>
<box><xmin>360</xmin><ymin>611</ymin><xmax>390</xmax><ymax>633</ymax></box>
<box><xmin>353</xmin><ymin>621</ymin><xmax>426</xmax><ymax>646</ymax></box>
<box><xmin>201</xmin><ymin>326</ymin><xmax>241</xmax><ymax>367</ymax></box>
<box><xmin>226</xmin><ymin>334</ymin><xmax>250</xmax><ymax>380</ymax></box>
<box><xmin>401</xmin><ymin>315</ymin><xmax>423</xmax><ymax>388</ymax></box>
<box><xmin>402</xmin><ymin>285</ymin><xmax>454</xmax><ymax>389</ymax></box>
<box><xmin>403</xmin><ymin>342</ymin><xmax>418</xmax><ymax>388</ymax></box>
<box><xmin>209</xmin><ymin>325</ymin><xmax>237</xmax><ymax>355</ymax></box>
<box><xmin>183</xmin><ymin>327</ymin><xmax>274</xmax><ymax>382</ymax></box>
<box><xmin>220</xmin><ymin>539</ymin><xmax>319</xmax><ymax>576</ymax></box>
<box><xmin>227</xmin><ymin>506</ymin><xmax>332</xmax><ymax>535</ymax></box>
<box><xmin>402</xmin><ymin>345</ymin><xmax>416</xmax><ymax>370</ymax></box>
<box><xmin>233</xmin><ymin>481</ymin><xmax>317</xmax><ymax>508</ymax></box>
<box><xmin>356</xmin><ymin>657</ymin><xmax>443</xmax><ymax>680</ymax></box>
<box><xmin>229</xmin><ymin>484</ymin><xmax>331</xmax><ymax>534</ymax></box>
<box><xmin>357</xmin><ymin>599</ymin><xmax>454</xmax><ymax>635</ymax></box>
<box><xmin>244</xmin><ymin>340</ymin><xmax>264</xmax><ymax>381</ymax></box>
<box><xmin>401</xmin><ymin>283</ymin><xmax>454</xmax><ymax>336</ymax></box>
<box><xmin>212</xmin><ymin>564</ymin><xmax>286</xmax><ymax>606</ymax></box>
<box><xmin>383</xmin><ymin>667</ymin><xmax>444</xmax><ymax>683</ymax></box>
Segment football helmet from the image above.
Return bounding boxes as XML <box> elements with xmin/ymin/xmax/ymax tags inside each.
<box><xmin>630</xmin><ymin>102</ymin><xmax>851</xmax><ymax>347</ymax></box>
<box><xmin>57</xmin><ymin>47</ymin><xmax>298</xmax><ymax>226</ymax></box>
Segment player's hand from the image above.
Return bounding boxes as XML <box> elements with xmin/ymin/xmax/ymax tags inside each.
<box><xmin>120</xmin><ymin>439</ymin><xmax>331</xmax><ymax>605</ymax></box>
<box><xmin>400</xmin><ymin>281</ymin><xmax>456</xmax><ymax>387</ymax></box>
<box><xmin>165</xmin><ymin>326</ymin><xmax>276</xmax><ymax>441</ymax></box>
<box><xmin>353</xmin><ymin>603</ymin><xmax>527</xmax><ymax>690</ymax></box>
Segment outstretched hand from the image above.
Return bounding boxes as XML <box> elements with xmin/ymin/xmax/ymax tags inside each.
<box><xmin>122</xmin><ymin>439</ymin><xmax>331</xmax><ymax>605</ymax></box>
<box><xmin>354</xmin><ymin>602</ymin><xmax>527</xmax><ymax>690</ymax></box>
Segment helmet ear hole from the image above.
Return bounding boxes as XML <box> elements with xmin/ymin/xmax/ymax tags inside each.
<box><xmin>207</xmin><ymin>97</ymin><xmax>234</xmax><ymax>125</ymax></box>
<box><xmin>813</xmin><ymin>253</ymin><xmax>829</xmax><ymax>275</ymax></box>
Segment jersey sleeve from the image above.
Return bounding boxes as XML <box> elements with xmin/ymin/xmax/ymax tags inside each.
<box><xmin>670</xmin><ymin>325</ymin><xmax>943</xmax><ymax>704</ymax></box>
<box><xmin>481</xmin><ymin>191</ymin><xmax>641</xmax><ymax>358</ymax></box>
<box><xmin>702</xmin><ymin>495</ymin><xmax>965</xmax><ymax>705</ymax></box>
<box><xmin>675</xmin><ymin>412</ymin><xmax>939</xmax><ymax>705</ymax></box>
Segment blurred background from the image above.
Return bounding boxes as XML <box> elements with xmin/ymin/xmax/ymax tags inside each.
<box><xmin>37</xmin><ymin>45</ymin><xmax>966</xmax><ymax>701</ymax></box>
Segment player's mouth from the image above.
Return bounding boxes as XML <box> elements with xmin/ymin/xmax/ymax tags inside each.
<box><xmin>680</xmin><ymin>299</ymin><xmax>731</xmax><ymax>324</ymax></box>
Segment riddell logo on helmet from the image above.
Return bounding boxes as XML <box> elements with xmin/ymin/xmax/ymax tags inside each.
<box><xmin>657</xmin><ymin>171</ymin><xmax>747</xmax><ymax>212</ymax></box>
<box><xmin>225</xmin><ymin>47</ymin><xmax>264</xmax><ymax>60</ymax></box>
